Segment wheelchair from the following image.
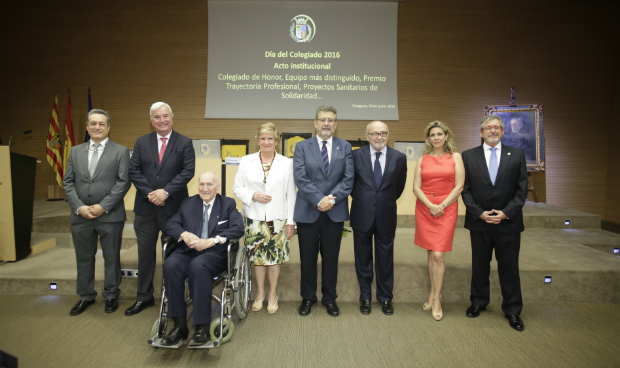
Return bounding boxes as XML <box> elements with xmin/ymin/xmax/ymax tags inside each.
<box><xmin>148</xmin><ymin>234</ymin><xmax>252</xmax><ymax>349</ymax></box>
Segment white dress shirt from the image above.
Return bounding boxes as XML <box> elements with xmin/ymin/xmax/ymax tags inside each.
<box><xmin>483</xmin><ymin>142</ymin><xmax>502</xmax><ymax>169</ymax></box>
<box><xmin>202</xmin><ymin>196</ymin><xmax>226</xmax><ymax>243</ymax></box>
<box><xmin>370</xmin><ymin>145</ymin><xmax>387</xmax><ymax>175</ymax></box>
<box><xmin>88</xmin><ymin>138</ymin><xmax>108</xmax><ymax>167</ymax></box>
<box><xmin>157</xmin><ymin>131</ymin><xmax>172</xmax><ymax>152</ymax></box>
<box><xmin>316</xmin><ymin>135</ymin><xmax>333</xmax><ymax>164</ymax></box>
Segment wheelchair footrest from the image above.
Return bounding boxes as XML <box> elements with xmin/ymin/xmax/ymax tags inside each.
<box><xmin>187</xmin><ymin>340</ymin><xmax>219</xmax><ymax>349</ymax></box>
<box><xmin>149</xmin><ymin>336</ymin><xmax>185</xmax><ymax>349</ymax></box>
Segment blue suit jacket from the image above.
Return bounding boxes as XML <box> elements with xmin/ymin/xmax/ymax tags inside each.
<box><xmin>350</xmin><ymin>145</ymin><xmax>407</xmax><ymax>234</ymax></box>
<box><xmin>129</xmin><ymin>130</ymin><xmax>195</xmax><ymax>217</ymax></box>
<box><xmin>164</xmin><ymin>194</ymin><xmax>244</xmax><ymax>255</ymax></box>
<box><xmin>293</xmin><ymin>137</ymin><xmax>354</xmax><ymax>223</ymax></box>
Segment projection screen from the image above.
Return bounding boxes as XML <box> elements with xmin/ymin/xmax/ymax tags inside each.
<box><xmin>205</xmin><ymin>1</ymin><xmax>399</xmax><ymax>120</ymax></box>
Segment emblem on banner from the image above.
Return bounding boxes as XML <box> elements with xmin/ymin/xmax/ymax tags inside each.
<box><xmin>290</xmin><ymin>15</ymin><xmax>315</xmax><ymax>43</ymax></box>
<box><xmin>50</xmin><ymin>133</ymin><xmax>62</xmax><ymax>150</ymax></box>
<box><xmin>200</xmin><ymin>144</ymin><xmax>210</xmax><ymax>155</ymax></box>
<box><xmin>406</xmin><ymin>147</ymin><xmax>415</xmax><ymax>158</ymax></box>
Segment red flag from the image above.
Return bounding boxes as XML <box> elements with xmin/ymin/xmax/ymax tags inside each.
<box><xmin>63</xmin><ymin>92</ymin><xmax>75</xmax><ymax>174</ymax></box>
<box><xmin>46</xmin><ymin>94</ymin><xmax>64</xmax><ymax>188</ymax></box>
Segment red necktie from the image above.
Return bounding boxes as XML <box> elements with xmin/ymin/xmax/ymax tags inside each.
<box><xmin>159</xmin><ymin>137</ymin><xmax>167</xmax><ymax>164</ymax></box>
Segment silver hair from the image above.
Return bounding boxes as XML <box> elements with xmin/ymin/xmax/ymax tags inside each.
<box><xmin>150</xmin><ymin>102</ymin><xmax>174</xmax><ymax>119</ymax></box>
<box><xmin>198</xmin><ymin>171</ymin><xmax>220</xmax><ymax>184</ymax></box>
<box><xmin>366</xmin><ymin>121</ymin><xmax>388</xmax><ymax>134</ymax></box>
<box><xmin>86</xmin><ymin>109</ymin><xmax>110</xmax><ymax>126</ymax></box>
<box><xmin>479</xmin><ymin>115</ymin><xmax>504</xmax><ymax>131</ymax></box>
<box><xmin>315</xmin><ymin>105</ymin><xmax>337</xmax><ymax>121</ymax></box>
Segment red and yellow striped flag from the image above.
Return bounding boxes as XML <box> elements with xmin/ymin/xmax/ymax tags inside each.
<box><xmin>46</xmin><ymin>94</ymin><xmax>64</xmax><ymax>188</ymax></box>
<box><xmin>63</xmin><ymin>92</ymin><xmax>75</xmax><ymax>175</ymax></box>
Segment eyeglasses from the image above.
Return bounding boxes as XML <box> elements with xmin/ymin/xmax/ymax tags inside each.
<box><xmin>482</xmin><ymin>126</ymin><xmax>502</xmax><ymax>132</ymax></box>
<box><xmin>368</xmin><ymin>132</ymin><xmax>388</xmax><ymax>138</ymax></box>
<box><xmin>318</xmin><ymin>118</ymin><xmax>336</xmax><ymax>123</ymax></box>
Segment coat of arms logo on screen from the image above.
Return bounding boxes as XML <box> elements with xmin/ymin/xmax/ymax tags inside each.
<box><xmin>200</xmin><ymin>144</ymin><xmax>210</xmax><ymax>155</ymax></box>
<box><xmin>290</xmin><ymin>15</ymin><xmax>315</xmax><ymax>42</ymax></box>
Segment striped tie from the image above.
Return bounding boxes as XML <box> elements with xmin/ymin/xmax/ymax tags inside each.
<box><xmin>321</xmin><ymin>141</ymin><xmax>329</xmax><ymax>174</ymax></box>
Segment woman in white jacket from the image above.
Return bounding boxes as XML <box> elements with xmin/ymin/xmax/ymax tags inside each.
<box><xmin>232</xmin><ymin>123</ymin><xmax>296</xmax><ymax>315</ymax></box>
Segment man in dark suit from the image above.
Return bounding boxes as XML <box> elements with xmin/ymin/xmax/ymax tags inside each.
<box><xmin>293</xmin><ymin>105</ymin><xmax>354</xmax><ymax>317</ymax></box>
<box><xmin>462</xmin><ymin>115</ymin><xmax>528</xmax><ymax>331</ymax></box>
<box><xmin>125</xmin><ymin>102</ymin><xmax>195</xmax><ymax>316</ymax></box>
<box><xmin>63</xmin><ymin>109</ymin><xmax>131</xmax><ymax>315</ymax></box>
<box><xmin>350</xmin><ymin>121</ymin><xmax>407</xmax><ymax>315</ymax></box>
<box><xmin>161</xmin><ymin>171</ymin><xmax>244</xmax><ymax>346</ymax></box>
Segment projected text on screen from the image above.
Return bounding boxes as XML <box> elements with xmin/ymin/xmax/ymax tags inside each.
<box><xmin>206</xmin><ymin>1</ymin><xmax>399</xmax><ymax>120</ymax></box>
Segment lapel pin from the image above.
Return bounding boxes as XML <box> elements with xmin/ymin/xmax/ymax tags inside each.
<box><xmin>508</xmin><ymin>152</ymin><xmax>511</xmax><ymax>155</ymax></box>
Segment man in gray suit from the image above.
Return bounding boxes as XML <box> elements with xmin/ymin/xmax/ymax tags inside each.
<box><xmin>63</xmin><ymin>109</ymin><xmax>131</xmax><ymax>316</ymax></box>
<box><xmin>293</xmin><ymin>105</ymin><xmax>354</xmax><ymax>317</ymax></box>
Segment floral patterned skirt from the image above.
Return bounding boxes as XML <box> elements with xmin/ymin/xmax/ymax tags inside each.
<box><xmin>243</xmin><ymin>217</ymin><xmax>290</xmax><ymax>266</ymax></box>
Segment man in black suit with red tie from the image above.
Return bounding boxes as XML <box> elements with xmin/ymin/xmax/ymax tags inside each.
<box><xmin>350</xmin><ymin>121</ymin><xmax>407</xmax><ymax>315</ymax></box>
<box><xmin>461</xmin><ymin>115</ymin><xmax>528</xmax><ymax>331</ymax></box>
<box><xmin>125</xmin><ymin>102</ymin><xmax>195</xmax><ymax>316</ymax></box>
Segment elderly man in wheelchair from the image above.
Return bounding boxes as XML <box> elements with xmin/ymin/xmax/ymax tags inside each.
<box><xmin>158</xmin><ymin>171</ymin><xmax>245</xmax><ymax>347</ymax></box>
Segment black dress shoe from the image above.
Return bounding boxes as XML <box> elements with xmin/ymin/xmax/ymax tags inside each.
<box><xmin>506</xmin><ymin>314</ymin><xmax>525</xmax><ymax>331</ymax></box>
<box><xmin>161</xmin><ymin>327</ymin><xmax>189</xmax><ymax>346</ymax></box>
<box><xmin>298</xmin><ymin>299</ymin><xmax>316</xmax><ymax>316</ymax></box>
<box><xmin>466</xmin><ymin>304</ymin><xmax>486</xmax><ymax>318</ymax></box>
<box><xmin>360</xmin><ymin>300</ymin><xmax>371</xmax><ymax>315</ymax></box>
<box><xmin>325</xmin><ymin>303</ymin><xmax>340</xmax><ymax>317</ymax></box>
<box><xmin>381</xmin><ymin>301</ymin><xmax>394</xmax><ymax>315</ymax></box>
<box><xmin>70</xmin><ymin>299</ymin><xmax>95</xmax><ymax>316</ymax></box>
<box><xmin>124</xmin><ymin>299</ymin><xmax>155</xmax><ymax>316</ymax></box>
<box><xmin>188</xmin><ymin>325</ymin><xmax>211</xmax><ymax>346</ymax></box>
<box><xmin>104</xmin><ymin>299</ymin><xmax>118</xmax><ymax>313</ymax></box>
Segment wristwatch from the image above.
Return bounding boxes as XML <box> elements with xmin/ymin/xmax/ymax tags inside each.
<box><xmin>213</xmin><ymin>237</ymin><xmax>220</xmax><ymax>244</ymax></box>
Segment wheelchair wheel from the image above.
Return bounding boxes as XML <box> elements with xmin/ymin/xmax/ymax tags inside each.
<box><xmin>150</xmin><ymin>317</ymin><xmax>168</xmax><ymax>339</ymax></box>
<box><xmin>210</xmin><ymin>317</ymin><xmax>234</xmax><ymax>343</ymax></box>
<box><xmin>233</xmin><ymin>246</ymin><xmax>252</xmax><ymax>320</ymax></box>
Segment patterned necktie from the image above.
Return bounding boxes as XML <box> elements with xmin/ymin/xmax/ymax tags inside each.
<box><xmin>321</xmin><ymin>141</ymin><xmax>329</xmax><ymax>174</ymax></box>
<box><xmin>201</xmin><ymin>204</ymin><xmax>211</xmax><ymax>239</ymax></box>
<box><xmin>159</xmin><ymin>137</ymin><xmax>167</xmax><ymax>164</ymax></box>
<box><xmin>374</xmin><ymin>152</ymin><xmax>383</xmax><ymax>187</ymax></box>
<box><xmin>89</xmin><ymin>143</ymin><xmax>100</xmax><ymax>177</ymax></box>
<box><xmin>489</xmin><ymin>147</ymin><xmax>498</xmax><ymax>185</ymax></box>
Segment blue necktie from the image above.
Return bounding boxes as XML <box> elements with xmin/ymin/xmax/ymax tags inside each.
<box><xmin>321</xmin><ymin>141</ymin><xmax>329</xmax><ymax>174</ymax></box>
<box><xmin>201</xmin><ymin>204</ymin><xmax>211</xmax><ymax>239</ymax></box>
<box><xmin>374</xmin><ymin>152</ymin><xmax>383</xmax><ymax>187</ymax></box>
<box><xmin>489</xmin><ymin>147</ymin><xmax>498</xmax><ymax>185</ymax></box>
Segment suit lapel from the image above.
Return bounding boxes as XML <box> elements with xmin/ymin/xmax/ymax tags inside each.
<box><xmin>91</xmin><ymin>141</ymin><xmax>113</xmax><ymax>180</ymax></box>
<box><xmin>378</xmin><ymin>148</ymin><xmax>396</xmax><ymax>190</ymax></box>
<box><xmin>496</xmin><ymin>145</ymin><xmax>512</xmax><ymax>183</ymax></box>
<box><xmin>194</xmin><ymin>196</ymin><xmax>205</xmax><ymax>237</ymax></box>
<box><xmin>360</xmin><ymin>145</ymin><xmax>376</xmax><ymax>188</ymax></box>
<box><xmin>158</xmin><ymin>130</ymin><xmax>178</xmax><ymax>172</ymax></box>
<box><xmin>328</xmin><ymin>139</ymin><xmax>342</xmax><ymax>179</ymax></box>
<box><xmin>310</xmin><ymin>138</ymin><xmax>327</xmax><ymax>178</ymax></box>
<box><xmin>473</xmin><ymin>145</ymin><xmax>493</xmax><ymax>185</ymax></box>
<box><xmin>208</xmin><ymin>194</ymin><xmax>221</xmax><ymax>237</ymax></box>
<box><xmin>79</xmin><ymin>143</ymin><xmax>90</xmax><ymax>178</ymax></box>
<box><xmin>149</xmin><ymin>132</ymin><xmax>159</xmax><ymax>171</ymax></box>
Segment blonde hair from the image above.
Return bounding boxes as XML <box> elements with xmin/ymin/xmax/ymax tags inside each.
<box><xmin>423</xmin><ymin>121</ymin><xmax>456</xmax><ymax>157</ymax></box>
<box><xmin>255</xmin><ymin>122</ymin><xmax>281</xmax><ymax>146</ymax></box>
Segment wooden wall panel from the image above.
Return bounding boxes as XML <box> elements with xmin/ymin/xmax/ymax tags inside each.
<box><xmin>605</xmin><ymin>3</ymin><xmax>620</xmax><ymax>224</ymax></box>
<box><xmin>0</xmin><ymin>0</ymin><xmax>617</xmax><ymax>222</ymax></box>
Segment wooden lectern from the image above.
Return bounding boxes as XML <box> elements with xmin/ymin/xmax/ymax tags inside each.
<box><xmin>0</xmin><ymin>146</ymin><xmax>37</xmax><ymax>261</ymax></box>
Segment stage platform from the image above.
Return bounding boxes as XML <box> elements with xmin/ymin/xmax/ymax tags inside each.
<box><xmin>0</xmin><ymin>199</ymin><xmax>619</xmax><ymax>304</ymax></box>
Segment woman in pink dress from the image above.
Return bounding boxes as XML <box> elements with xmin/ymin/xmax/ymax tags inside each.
<box><xmin>413</xmin><ymin>121</ymin><xmax>465</xmax><ymax>321</ymax></box>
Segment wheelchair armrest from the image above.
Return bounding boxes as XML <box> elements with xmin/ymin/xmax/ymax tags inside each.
<box><xmin>161</xmin><ymin>234</ymin><xmax>177</xmax><ymax>261</ymax></box>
